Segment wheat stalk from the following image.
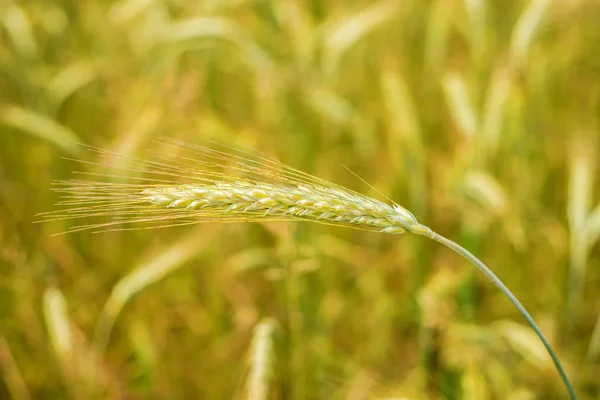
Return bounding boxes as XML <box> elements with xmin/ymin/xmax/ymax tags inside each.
<box><xmin>38</xmin><ymin>138</ymin><xmax>577</xmax><ymax>399</ymax></box>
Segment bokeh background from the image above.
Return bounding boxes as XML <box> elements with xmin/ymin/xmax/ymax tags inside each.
<box><xmin>1</xmin><ymin>0</ymin><xmax>599</xmax><ymax>398</ymax></box>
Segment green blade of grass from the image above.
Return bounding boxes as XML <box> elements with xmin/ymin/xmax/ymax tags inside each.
<box><xmin>429</xmin><ymin>232</ymin><xmax>577</xmax><ymax>400</ymax></box>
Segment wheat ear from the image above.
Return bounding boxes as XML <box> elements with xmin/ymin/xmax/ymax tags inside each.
<box><xmin>245</xmin><ymin>318</ymin><xmax>279</xmax><ymax>400</ymax></box>
<box><xmin>38</xmin><ymin>138</ymin><xmax>577</xmax><ymax>399</ymax></box>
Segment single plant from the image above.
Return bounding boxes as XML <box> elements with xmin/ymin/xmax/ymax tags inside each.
<box><xmin>39</xmin><ymin>138</ymin><xmax>577</xmax><ymax>399</ymax></box>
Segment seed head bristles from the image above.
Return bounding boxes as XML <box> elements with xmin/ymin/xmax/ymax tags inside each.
<box><xmin>38</xmin><ymin>138</ymin><xmax>431</xmax><ymax>236</ymax></box>
<box><xmin>37</xmin><ymin>139</ymin><xmax>577</xmax><ymax>399</ymax></box>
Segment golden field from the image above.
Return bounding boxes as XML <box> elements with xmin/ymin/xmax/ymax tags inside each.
<box><xmin>0</xmin><ymin>0</ymin><xmax>599</xmax><ymax>398</ymax></box>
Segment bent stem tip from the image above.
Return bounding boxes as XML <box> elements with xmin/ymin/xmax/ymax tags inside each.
<box><xmin>426</xmin><ymin>231</ymin><xmax>577</xmax><ymax>400</ymax></box>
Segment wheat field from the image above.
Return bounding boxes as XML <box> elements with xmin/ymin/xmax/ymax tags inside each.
<box><xmin>1</xmin><ymin>1</ymin><xmax>599</xmax><ymax>399</ymax></box>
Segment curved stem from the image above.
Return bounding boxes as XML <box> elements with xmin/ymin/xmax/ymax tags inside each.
<box><xmin>429</xmin><ymin>231</ymin><xmax>577</xmax><ymax>400</ymax></box>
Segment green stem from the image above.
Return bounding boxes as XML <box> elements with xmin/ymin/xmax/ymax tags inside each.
<box><xmin>429</xmin><ymin>231</ymin><xmax>577</xmax><ymax>400</ymax></box>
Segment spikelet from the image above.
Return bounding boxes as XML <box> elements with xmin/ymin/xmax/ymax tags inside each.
<box><xmin>38</xmin><ymin>138</ymin><xmax>432</xmax><ymax>237</ymax></box>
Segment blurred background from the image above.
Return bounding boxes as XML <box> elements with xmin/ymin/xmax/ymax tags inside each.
<box><xmin>1</xmin><ymin>0</ymin><xmax>599</xmax><ymax>398</ymax></box>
